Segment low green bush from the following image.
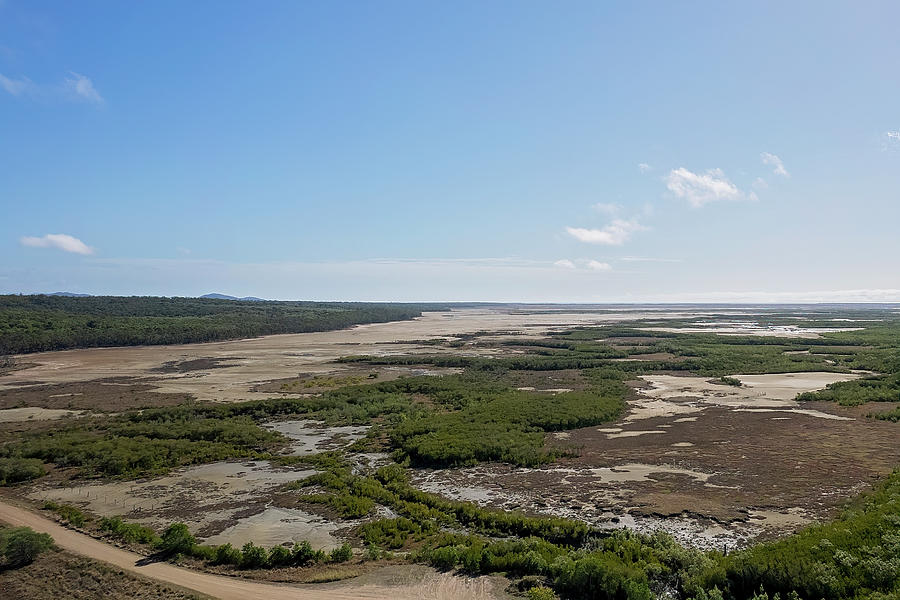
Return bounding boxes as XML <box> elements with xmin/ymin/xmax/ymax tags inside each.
<box><xmin>98</xmin><ymin>516</ymin><xmax>159</xmax><ymax>544</ymax></box>
<box><xmin>329</xmin><ymin>543</ymin><xmax>353</xmax><ymax>563</ymax></box>
<box><xmin>42</xmin><ymin>501</ymin><xmax>87</xmax><ymax>527</ymax></box>
<box><xmin>158</xmin><ymin>522</ymin><xmax>195</xmax><ymax>556</ymax></box>
<box><xmin>0</xmin><ymin>526</ymin><xmax>54</xmax><ymax>567</ymax></box>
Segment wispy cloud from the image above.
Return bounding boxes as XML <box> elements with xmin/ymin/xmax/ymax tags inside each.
<box><xmin>885</xmin><ymin>130</ymin><xmax>900</xmax><ymax>150</ymax></box>
<box><xmin>0</xmin><ymin>71</ymin><xmax>103</xmax><ymax>104</ymax></box>
<box><xmin>553</xmin><ymin>259</ymin><xmax>576</xmax><ymax>269</ymax></box>
<box><xmin>593</xmin><ymin>202</ymin><xmax>622</xmax><ymax>215</ymax></box>
<box><xmin>638</xmin><ymin>163</ymin><xmax>652</xmax><ymax>173</ymax></box>
<box><xmin>566</xmin><ymin>218</ymin><xmax>647</xmax><ymax>245</ymax></box>
<box><xmin>20</xmin><ymin>234</ymin><xmax>95</xmax><ymax>255</ymax></box>
<box><xmin>760</xmin><ymin>152</ymin><xmax>789</xmax><ymax>177</ymax></box>
<box><xmin>753</xmin><ymin>177</ymin><xmax>768</xmax><ymax>190</ymax></box>
<box><xmin>0</xmin><ymin>73</ymin><xmax>31</xmax><ymax>95</ymax></box>
<box><xmin>585</xmin><ymin>260</ymin><xmax>612</xmax><ymax>272</ymax></box>
<box><xmin>665</xmin><ymin>167</ymin><xmax>755</xmax><ymax>208</ymax></box>
<box><xmin>621</xmin><ymin>257</ymin><xmax>683</xmax><ymax>263</ymax></box>
<box><xmin>63</xmin><ymin>71</ymin><xmax>103</xmax><ymax>104</ymax></box>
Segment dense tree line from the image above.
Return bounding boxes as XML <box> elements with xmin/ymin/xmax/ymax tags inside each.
<box><xmin>0</xmin><ymin>295</ymin><xmax>430</xmax><ymax>354</ymax></box>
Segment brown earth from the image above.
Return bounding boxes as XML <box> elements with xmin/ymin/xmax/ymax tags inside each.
<box><xmin>557</xmin><ymin>401</ymin><xmax>900</xmax><ymax>518</ymax></box>
<box><xmin>0</xmin><ymin>377</ymin><xmax>192</xmax><ymax>411</ymax></box>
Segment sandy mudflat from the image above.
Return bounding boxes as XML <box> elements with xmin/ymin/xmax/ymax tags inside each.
<box><xmin>0</xmin><ymin>406</ymin><xmax>83</xmax><ymax>422</ymax></box>
<box><xmin>2</xmin><ymin>308</ymin><xmax>702</xmax><ymax>403</ymax></box>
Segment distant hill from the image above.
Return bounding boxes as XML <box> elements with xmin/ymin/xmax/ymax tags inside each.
<box><xmin>48</xmin><ymin>292</ymin><xmax>92</xmax><ymax>297</ymax></box>
<box><xmin>200</xmin><ymin>293</ymin><xmax>267</xmax><ymax>302</ymax></box>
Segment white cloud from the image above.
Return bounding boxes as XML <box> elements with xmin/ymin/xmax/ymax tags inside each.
<box><xmin>585</xmin><ymin>260</ymin><xmax>612</xmax><ymax>272</ymax></box>
<box><xmin>638</xmin><ymin>163</ymin><xmax>652</xmax><ymax>173</ymax></box>
<box><xmin>593</xmin><ymin>202</ymin><xmax>622</xmax><ymax>215</ymax></box>
<box><xmin>0</xmin><ymin>73</ymin><xmax>31</xmax><ymax>96</ymax></box>
<box><xmin>760</xmin><ymin>152</ymin><xmax>789</xmax><ymax>177</ymax></box>
<box><xmin>20</xmin><ymin>234</ymin><xmax>95</xmax><ymax>255</ymax></box>
<box><xmin>64</xmin><ymin>72</ymin><xmax>103</xmax><ymax>104</ymax></box>
<box><xmin>665</xmin><ymin>167</ymin><xmax>754</xmax><ymax>208</ymax></box>
<box><xmin>553</xmin><ymin>259</ymin><xmax>576</xmax><ymax>269</ymax></box>
<box><xmin>753</xmin><ymin>177</ymin><xmax>768</xmax><ymax>190</ymax></box>
<box><xmin>565</xmin><ymin>219</ymin><xmax>647</xmax><ymax>245</ymax></box>
<box><xmin>887</xmin><ymin>130</ymin><xmax>900</xmax><ymax>141</ymax></box>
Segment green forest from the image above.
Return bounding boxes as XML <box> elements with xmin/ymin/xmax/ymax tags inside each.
<box><xmin>0</xmin><ymin>295</ymin><xmax>433</xmax><ymax>354</ymax></box>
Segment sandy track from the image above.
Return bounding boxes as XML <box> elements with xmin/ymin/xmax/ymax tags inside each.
<box><xmin>0</xmin><ymin>501</ymin><xmax>504</xmax><ymax>600</ymax></box>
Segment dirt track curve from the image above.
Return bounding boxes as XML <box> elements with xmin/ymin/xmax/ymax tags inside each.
<box><xmin>0</xmin><ymin>501</ymin><xmax>505</xmax><ymax>600</ymax></box>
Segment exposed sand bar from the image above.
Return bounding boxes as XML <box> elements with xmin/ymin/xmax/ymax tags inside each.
<box><xmin>0</xmin><ymin>406</ymin><xmax>83</xmax><ymax>422</ymax></box>
<box><xmin>1</xmin><ymin>308</ymin><xmax>727</xmax><ymax>403</ymax></box>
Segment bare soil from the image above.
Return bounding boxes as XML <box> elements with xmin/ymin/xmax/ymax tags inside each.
<box><xmin>0</xmin><ymin>377</ymin><xmax>192</xmax><ymax>411</ymax></box>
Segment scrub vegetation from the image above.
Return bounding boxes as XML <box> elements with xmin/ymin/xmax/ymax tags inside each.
<box><xmin>3</xmin><ymin>307</ymin><xmax>900</xmax><ymax>599</ymax></box>
<box><xmin>0</xmin><ymin>526</ymin><xmax>54</xmax><ymax>568</ymax></box>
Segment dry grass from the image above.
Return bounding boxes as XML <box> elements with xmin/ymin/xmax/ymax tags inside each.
<box><xmin>0</xmin><ymin>549</ymin><xmax>208</xmax><ymax>599</ymax></box>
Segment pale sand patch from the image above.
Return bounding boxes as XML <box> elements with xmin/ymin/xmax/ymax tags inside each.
<box><xmin>731</xmin><ymin>372</ymin><xmax>862</xmax><ymax>400</ymax></box>
<box><xmin>637</xmin><ymin>323</ymin><xmax>862</xmax><ymax>338</ymax></box>
<box><xmin>597</xmin><ymin>427</ymin><xmax>623</xmax><ymax>433</ymax></box>
<box><xmin>0</xmin><ymin>406</ymin><xmax>83</xmax><ymax>422</ymax></box>
<box><xmin>637</xmin><ymin>372</ymin><xmax>860</xmax><ymax>415</ymax></box>
<box><xmin>605</xmin><ymin>430</ymin><xmax>667</xmax><ymax>439</ymax></box>
<box><xmin>748</xmin><ymin>508</ymin><xmax>812</xmax><ymax>529</ymax></box>
<box><xmin>671</xmin><ymin>442</ymin><xmax>695</xmax><ymax>447</ymax></box>
<box><xmin>623</xmin><ymin>397</ymin><xmax>704</xmax><ymax>422</ymax></box>
<box><xmin>264</xmin><ymin>420</ymin><xmax>369</xmax><ymax>456</ymax></box>
<box><xmin>30</xmin><ymin>461</ymin><xmax>314</xmax><ymax>536</ymax></box>
<box><xmin>590</xmin><ymin>463</ymin><xmax>712</xmax><ymax>484</ymax></box>
<box><xmin>734</xmin><ymin>408</ymin><xmax>853</xmax><ymax>421</ymax></box>
<box><xmin>202</xmin><ymin>506</ymin><xmax>342</xmax><ymax>550</ymax></box>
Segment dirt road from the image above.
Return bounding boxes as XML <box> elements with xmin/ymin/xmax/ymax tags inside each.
<box><xmin>0</xmin><ymin>501</ymin><xmax>506</xmax><ymax>600</ymax></box>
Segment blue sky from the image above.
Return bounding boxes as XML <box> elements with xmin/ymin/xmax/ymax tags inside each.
<box><xmin>2</xmin><ymin>1</ymin><xmax>899</xmax><ymax>302</ymax></box>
